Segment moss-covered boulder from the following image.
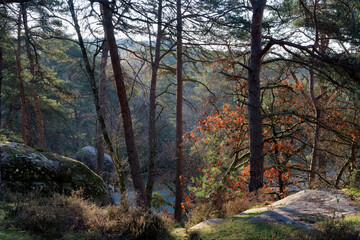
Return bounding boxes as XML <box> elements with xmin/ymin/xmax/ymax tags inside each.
<box><xmin>0</xmin><ymin>142</ymin><xmax>111</xmax><ymax>205</ymax></box>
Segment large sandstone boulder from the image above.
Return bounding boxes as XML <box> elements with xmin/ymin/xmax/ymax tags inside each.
<box><xmin>74</xmin><ymin>146</ymin><xmax>115</xmax><ymax>182</ymax></box>
<box><xmin>0</xmin><ymin>142</ymin><xmax>111</xmax><ymax>205</ymax></box>
<box><xmin>244</xmin><ymin>189</ymin><xmax>358</xmax><ymax>229</ymax></box>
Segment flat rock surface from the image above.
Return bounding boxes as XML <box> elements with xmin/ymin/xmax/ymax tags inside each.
<box><xmin>246</xmin><ymin>189</ymin><xmax>359</xmax><ymax>229</ymax></box>
<box><xmin>189</xmin><ymin>190</ymin><xmax>359</xmax><ymax>231</ymax></box>
<box><xmin>190</xmin><ymin>218</ymin><xmax>224</xmax><ymax>230</ymax></box>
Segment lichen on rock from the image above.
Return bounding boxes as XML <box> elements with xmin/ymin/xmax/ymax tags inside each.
<box><xmin>0</xmin><ymin>142</ymin><xmax>111</xmax><ymax>205</ymax></box>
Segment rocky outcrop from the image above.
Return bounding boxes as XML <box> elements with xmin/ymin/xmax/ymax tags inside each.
<box><xmin>244</xmin><ymin>189</ymin><xmax>358</xmax><ymax>229</ymax></box>
<box><xmin>0</xmin><ymin>142</ymin><xmax>111</xmax><ymax>205</ymax></box>
<box><xmin>74</xmin><ymin>146</ymin><xmax>115</xmax><ymax>182</ymax></box>
<box><xmin>189</xmin><ymin>189</ymin><xmax>359</xmax><ymax>231</ymax></box>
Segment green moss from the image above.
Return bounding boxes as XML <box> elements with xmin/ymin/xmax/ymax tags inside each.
<box><xmin>0</xmin><ymin>229</ymin><xmax>34</xmax><ymax>240</ymax></box>
<box><xmin>34</xmin><ymin>147</ymin><xmax>45</xmax><ymax>152</ymax></box>
<box><xmin>170</xmin><ymin>212</ymin><xmax>310</xmax><ymax>240</ymax></box>
<box><xmin>170</xmin><ymin>196</ymin><xmax>360</xmax><ymax>240</ymax></box>
<box><xmin>314</xmin><ymin>215</ymin><xmax>360</xmax><ymax>240</ymax></box>
<box><xmin>190</xmin><ymin>213</ymin><xmax>308</xmax><ymax>240</ymax></box>
<box><xmin>7</xmin><ymin>149</ymin><xmax>24</xmax><ymax>156</ymax></box>
<box><xmin>0</xmin><ymin>135</ymin><xmax>8</xmax><ymax>142</ymax></box>
<box><xmin>343</xmin><ymin>187</ymin><xmax>360</xmax><ymax>201</ymax></box>
<box><xmin>1</xmin><ymin>142</ymin><xmax>110</xmax><ymax>205</ymax></box>
<box><xmin>69</xmin><ymin>160</ymin><xmax>108</xmax><ymax>201</ymax></box>
<box><xmin>170</xmin><ymin>228</ymin><xmax>187</xmax><ymax>240</ymax></box>
<box><xmin>42</xmin><ymin>152</ymin><xmax>55</xmax><ymax>157</ymax></box>
<box><xmin>0</xmin><ymin>204</ymin><xmax>33</xmax><ymax>240</ymax></box>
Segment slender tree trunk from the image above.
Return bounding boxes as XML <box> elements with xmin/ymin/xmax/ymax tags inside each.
<box><xmin>101</xmin><ymin>2</ymin><xmax>147</xmax><ymax>208</ymax></box>
<box><xmin>247</xmin><ymin>0</ymin><xmax>266</xmax><ymax>193</ymax></box>
<box><xmin>353</xmin><ymin>142</ymin><xmax>360</xmax><ymax>187</ymax></box>
<box><xmin>335</xmin><ymin>140</ymin><xmax>358</xmax><ymax>188</ymax></box>
<box><xmin>96</xmin><ymin>27</ymin><xmax>109</xmax><ymax>176</ymax></box>
<box><xmin>317</xmin><ymin>36</ymin><xmax>328</xmax><ymax>178</ymax></box>
<box><xmin>308</xmin><ymin>2</ymin><xmax>328</xmax><ymax>187</ymax></box>
<box><xmin>174</xmin><ymin>0</ymin><xmax>184</xmax><ymax>223</ymax></box>
<box><xmin>95</xmin><ymin>124</ymin><xmax>105</xmax><ymax>175</ymax></box>
<box><xmin>16</xmin><ymin>9</ymin><xmax>27</xmax><ymax>145</ymax></box>
<box><xmin>32</xmin><ymin>89</ymin><xmax>45</xmax><ymax>149</ymax></box>
<box><xmin>308</xmin><ymin>69</ymin><xmax>322</xmax><ymax>189</ymax></box>
<box><xmin>0</xmin><ymin>43</ymin><xmax>2</xmax><ymax>186</ymax></box>
<box><xmin>21</xmin><ymin>4</ymin><xmax>46</xmax><ymax>150</ymax></box>
<box><xmin>145</xmin><ymin>0</ymin><xmax>163</xmax><ymax>207</ymax></box>
<box><xmin>272</xmin><ymin>126</ymin><xmax>284</xmax><ymax>197</ymax></box>
<box><xmin>0</xmin><ymin>44</ymin><xmax>2</xmax><ymax>130</ymax></box>
<box><xmin>68</xmin><ymin>0</ymin><xmax>127</xmax><ymax>195</ymax></box>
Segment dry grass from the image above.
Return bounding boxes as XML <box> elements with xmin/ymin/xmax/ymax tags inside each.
<box><xmin>185</xmin><ymin>187</ymin><xmax>273</xmax><ymax>228</ymax></box>
<box><xmin>1</xmin><ymin>189</ymin><xmax>171</xmax><ymax>240</ymax></box>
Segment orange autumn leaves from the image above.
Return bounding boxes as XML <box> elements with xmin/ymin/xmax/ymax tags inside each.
<box><xmin>182</xmin><ymin>67</ymin><xmax>358</xmax><ymax>213</ymax></box>
<box><xmin>193</xmin><ymin>104</ymin><xmax>248</xmax><ymax>150</ymax></box>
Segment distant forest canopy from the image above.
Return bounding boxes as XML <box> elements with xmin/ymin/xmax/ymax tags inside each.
<box><xmin>0</xmin><ymin>0</ymin><xmax>359</xmax><ymax>222</ymax></box>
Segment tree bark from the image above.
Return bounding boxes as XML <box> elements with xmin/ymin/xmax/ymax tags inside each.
<box><xmin>0</xmin><ymin>43</ymin><xmax>2</xmax><ymax>186</ymax></box>
<box><xmin>247</xmin><ymin>0</ymin><xmax>267</xmax><ymax>192</ymax></box>
<box><xmin>308</xmin><ymin>63</ymin><xmax>324</xmax><ymax>189</ymax></box>
<box><xmin>174</xmin><ymin>0</ymin><xmax>184</xmax><ymax>223</ymax></box>
<box><xmin>96</xmin><ymin>23</ymin><xmax>109</xmax><ymax>176</ymax></box>
<box><xmin>145</xmin><ymin>0</ymin><xmax>163</xmax><ymax>208</ymax></box>
<box><xmin>335</xmin><ymin>140</ymin><xmax>358</xmax><ymax>188</ymax></box>
<box><xmin>0</xmin><ymin>44</ymin><xmax>2</xmax><ymax>130</ymax></box>
<box><xmin>272</xmin><ymin>126</ymin><xmax>285</xmax><ymax>196</ymax></box>
<box><xmin>101</xmin><ymin>2</ymin><xmax>147</xmax><ymax>208</ymax></box>
<box><xmin>68</xmin><ymin>0</ymin><xmax>127</xmax><ymax>195</ymax></box>
<box><xmin>16</xmin><ymin>9</ymin><xmax>27</xmax><ymax>145</ymax></box>
<box><xmin>308</xmin><ymin>98</ymin><xmax>326</xmax><ymax>188</ymax></box>
<box><xmin>21</xmin><ymin>3</ymin><xmax>46</xmax><ymax>151</ymax></box>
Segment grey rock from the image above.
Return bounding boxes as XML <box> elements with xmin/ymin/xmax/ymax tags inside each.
<box><xmin>0</xmin><ymin>142</ymin><xmax>111</xmax><ymax>205</ymax></box>
<box><xmin>188</xmin><ymin>190</ymin><xmax>359</xmax><ymax>231</ymax></box>
<box><xmin>74</xmin><ymin>146</ymin><xmax>115</xmax><ymax>181</ymax></box>
<box><xmin>190</xmin><ymin>219</ymin><xmax>224</xmax><ymax>230</ymax></box>
<box><xmin>245</xmin><ymin>190</ymin><xmax>358</xmax><ymax>229</ymax></box>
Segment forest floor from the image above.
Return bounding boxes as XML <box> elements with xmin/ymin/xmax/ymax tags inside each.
<box><xmin>0</xmin><ymin>204</ymin><xmax>33</xmax><ymax>240</ymax></box>
<box><xmin>0</xmin><ymin>188</ymin><xmax>360</xmax><ymax>239</ymax></box>
<box><xmin>172</xmin><ymin>188</ymin><xmax>360</xmax><ymax>240</ymax></box>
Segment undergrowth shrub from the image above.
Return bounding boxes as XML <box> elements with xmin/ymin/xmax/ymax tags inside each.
<box><xmin>106</xmin><ymin>205</ymin><xmax>169</xmax><ymax>239</ymax></box>
<box><xmin>185</xmin><ymin>188</ymin><xmax>272</xmax><ymax>228</ymax></box>
<box><xmin>184</xmin><ymin>202</ymin><xmax>222</xmax><ymax>228</ymax></box>
<box><xmin>9</xmin><ymin>190</ymin><xmax>106</xmax><ymax>238</ymax></box>
<box><xmin>3</xmin><ymin>190</ymin><xmax>170</xmax><ymax>239</ymax></box>
<box><xmin>222</xmin><ymin>197</ymin><xmax>253</xmax><ymax>218</ymax></box>
<box><xmin>314</xmin><ymin>219</ymin><xmax>360</xmax><ymax>240</ymax></box>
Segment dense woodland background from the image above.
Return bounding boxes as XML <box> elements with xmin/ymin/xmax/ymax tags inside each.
<box><xmin>0</xmin><ymin>0</ymin><xmax>359</xmax><ymax>224</ymax></box>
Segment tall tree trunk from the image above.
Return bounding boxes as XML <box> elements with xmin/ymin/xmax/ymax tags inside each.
<box><xmin>0</xmin><ymin>43</ymin><xmax>2</xmax><ymax>186</ymax></box>
<box><xmin>16</xmin><ymin>9</ymin><xmax>27</xmax><ymax>145</ymax></box>
<box><xmin>308</xmin><ymin>0</ymin><xmax>328</xmax><ymax>188</ymax></box>
<box><xmin>247</xmin><ymin>0</ymin><xmax>266</xmax><ymax>193</ymax></box>
<box><xmin>68</xmin><ymin>0</ymin><xmax>127</xmax><ymax>196</ymax></box>
<box><xmin>96</xmin><ymin>27</ymin><xmax>109</xmax><ymax>176</ymax></box>
<box><xmin>145</xmin><ymin>0</ymin><xmax>163</xmax><ymax>207</ymax></box>
<box><xmin>174</xmin><ymin>0</ymin><xmax>184</xmax><ymax>223</ymax></box>
<box><xmin>101</xmin><ymin>2</ymin><xmax>147</xmax><ymax>208</ymax></box>
<box><xmin>0</xmin><ymin>44</ymin><xmax>2</xmax><ymax>130</ymax></box>
<box><xmin>32</xmin><ymin>88</ymin><xmax>45</xmax><ymax>149</ymax></box>
<box><xmin>308</xmin><ymin>69</ymin><xmax>322</xmax><ymax>189</ymax></box>
<box><xmin>272</xmin><ymin>125</ymin><xmax>284</xmax><ymax>197</ymax></box>
<box><xmin>353</xmin><ymin>141</ymin><xmax>360</xmax><ymax>187</ymax></box>
<box><xmin>21</xmin><ymin>3</ymin><xmax>46</xmax><ymax>150</ymax></box>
